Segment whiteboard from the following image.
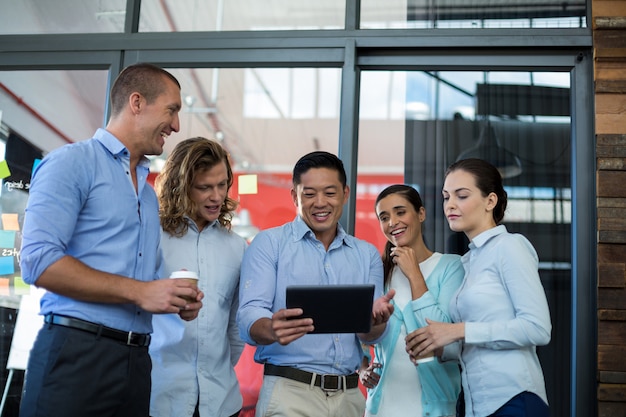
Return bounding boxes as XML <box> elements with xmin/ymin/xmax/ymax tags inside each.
<box><xmin>6</xmin><ymin>289</ymin><xmax>44</xmax><ymax>371</ymax></box>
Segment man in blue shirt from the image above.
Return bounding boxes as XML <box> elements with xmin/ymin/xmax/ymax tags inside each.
<box><xmin>149</xmin><ymin>138</ymin><xmax>247</xmax><ymax>417</ymax></box>
<box><xmin>237</xmin><ymin>151</ymin><xmax>394</xmax><ymax>417</ymax></box>
<box><xmin>19</xmin><ymin>63</ymin><xmax>203</xmax><ymax>417</ymax></box>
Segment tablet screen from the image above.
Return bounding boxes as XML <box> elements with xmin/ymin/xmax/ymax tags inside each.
<box><xmin>286</xmin><ymin>284</ymin><xmax>374</xmax><ymax>334</ymax></box>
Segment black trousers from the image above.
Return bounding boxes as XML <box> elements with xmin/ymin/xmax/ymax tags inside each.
<box><xmin>20</xmin><ymin>324</ymin><xmax>151</xmax><ymax>417</ymax></box>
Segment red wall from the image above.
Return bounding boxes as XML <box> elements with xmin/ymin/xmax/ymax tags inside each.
<box><xmin>150</xmin><ymin>171</ymin><xmax>404</xmax><ymax>250</ymax></box>
<box><xmin>230</xmin><ymin>172</ymin><xmax>404</xmax><ymax>250</ymax></box>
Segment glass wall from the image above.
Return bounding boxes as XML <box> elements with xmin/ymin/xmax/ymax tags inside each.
<box><xmin>0</xmin><ymin>0</ymin><xmax>128</xmax><ymax>34</ymax></box>
<box><xmin>0</xmin><ymin>69</ymin><xmax>108</xmax><ymax>296</ymax></box>
<box><xmin>0</xmin><ymin>0</ymin><xmax>588</xmax><ymax>35</ymax></box>
<box><xmin>360</xmin><ymin>0</ymin><xmax>587</xmax><ymax>29</ymax></box>
<box><xmin>0</xmin><ymin>69</ymin><xmax>109</xmax><ymax>413</ymax></box>
<box><xmin>161</xmin><ymin>67</ymin><xmax>342</xmax><ymax>233</ymax></box>
<box><xmin>358</xmin><ymin>69</ymin><xmax>572</xmax><ymax>416</ymax></box>
<box><xmin>140</xmin><ymin>0</ymin><xmax>346</xmax><ymax>32</ymax></box>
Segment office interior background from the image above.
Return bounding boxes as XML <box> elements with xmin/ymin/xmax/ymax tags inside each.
<box><xmin>0</xmin><ymin>0</ymin><xmax>617</xmax><ymax>416</ymax></box>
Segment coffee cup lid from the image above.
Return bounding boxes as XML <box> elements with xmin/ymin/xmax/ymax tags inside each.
<box><xmin>169</xmin><ymin>270</ymin><xmax>199</xmax><ymax>279</ymax></box>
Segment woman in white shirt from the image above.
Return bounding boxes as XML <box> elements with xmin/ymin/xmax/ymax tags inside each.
<box><xmin>359</xmin><ymin>184</ymin><xmax>463</xmax><ymax>417</ymax></box>
<box><xmin>150</xmin><ymin>137</ymin><xmax>247</xmax><ymax>417</ymax></box>
<box><xmin>406</xmin><ymin>158</ymin><xmax>551</xmax><ymax>417</ymax></box>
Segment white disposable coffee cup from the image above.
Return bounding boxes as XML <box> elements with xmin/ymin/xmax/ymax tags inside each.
<box><xmin>169</xmin><ymin>270</ymin><xmax>199</xmax><ymax>301</ymax></box>
<box><xmin>415</xmin><ymin>354</ymin><xmax>436</xmax><ymax>364</ymax></box>
<box><xmin>169</xmin><ymin>269</ymin><xmax>199</xmax><ymax>281</ymax></box>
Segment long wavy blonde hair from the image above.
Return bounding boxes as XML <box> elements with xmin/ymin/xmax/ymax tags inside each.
<box><xmin>155</xmin><ymin>137</ymin><xmax>238</xmax><ymax>237</ymax></box>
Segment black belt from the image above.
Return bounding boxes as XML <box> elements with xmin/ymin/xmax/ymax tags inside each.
<box><xmin>264</xmin><ymin>364</ymin><xmax>359</xmax><ymax>391</ymax></box>
<box><xmin>44</xmin><ymin>314</ymin><xmax>151</xmax><ymax>347</ymax></box>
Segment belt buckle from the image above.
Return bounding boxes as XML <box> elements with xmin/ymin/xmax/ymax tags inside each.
<box><xmin>126</xmin><ymin>331</ymin><xmax>139</xmax><ymax>347</ymax></box>
<box><xmin>320</xmin><ymin>374</ymin><xmax>344</xmax><ymax>392</ymax></box>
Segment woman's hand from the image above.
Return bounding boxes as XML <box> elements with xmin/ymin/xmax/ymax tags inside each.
<box><xmin>390</xmin><ymin>246</ymin><xmax>428</xmax><ymax>298</ymax></box>
<box><xmin>405</xmin><ymin>318</ymin><xmax>465</xmax><ymax>364</ymax></box>
<box><xmin>390</xmin><ymin>246</ymin><xmax>422</xmax><ymax>281</ymax></box>
<box><xmin>358</xmin><ymin>361</ymin><xmax>382</xmax><ymax>389</ymax></box>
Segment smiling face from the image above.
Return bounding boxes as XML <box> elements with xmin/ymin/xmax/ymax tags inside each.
<box><xmin>291</xmin><ymin>167</ymin><xmax>349</xmax><ymax>247</ymax></box>
<box><xmin>189</xmin><ymin>161</ymin><xmax>229</xmax><ymax>231</ymax></box>
<box><xmin>136</xmin><ymin>76</ymin><xmax>182</xmax><ymax>156</ymax></box>
<box><xmin>375</xmin><ymin>193</ymin><xmax>425</xmax><ymax>249</ymax></box>
<box><xmin>442</xmin><ymin>169</ymin><xmax>497</xmax><ymax>241</ymax></box>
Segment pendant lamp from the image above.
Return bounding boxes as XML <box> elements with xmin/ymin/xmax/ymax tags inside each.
<box><xmin>456</xmin><ymin>122</ymin><xmax>523</xmax><ymax>179</ymax></box>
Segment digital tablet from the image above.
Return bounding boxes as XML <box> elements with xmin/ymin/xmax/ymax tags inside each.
<box><xmin>286</xmin><ymin>284</ymin><xmax>375</xmax><ymax>334</ymax></box>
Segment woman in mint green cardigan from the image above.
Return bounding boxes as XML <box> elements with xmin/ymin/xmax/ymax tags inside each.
<box><xmin>359</xmin><ymin>184</ymin><xmax>463</xmax><ymax>417</ymax></box>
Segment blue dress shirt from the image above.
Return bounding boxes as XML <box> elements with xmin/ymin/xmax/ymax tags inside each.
<box><xmin>446</xmin><ymin>225</ymin><xmax>551</xmax><ymax>417</ymax></box>
<box><xmin>20</xmin><ymin>128</ymin><xmax>161</xmax><ymax>334</ymax></box>
<box><xmin>237</xmin><ymin>216</ymin><xmax>384</xmax><ymax>375</ymax></box>
<box><xmin>150</xmin><ymin>219</ymin><xmax>247</xmax><ymax>417</ymax></box>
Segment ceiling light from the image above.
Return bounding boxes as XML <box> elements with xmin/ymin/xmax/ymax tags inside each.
<box><xmin>184</xmin><ymin>95</ymin><xmax>196</xmax><ymax>107</ymax></box>
<box><xmin>456</xmin><ymin>122</ymin><xmax>522</xmax><ymax>179</ymax></box>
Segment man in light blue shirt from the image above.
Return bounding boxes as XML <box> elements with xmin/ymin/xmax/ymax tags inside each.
<box><xmin>237</xmin><ymin>151</ymin><xmax>394</xmax><ymax>417</ymax></box>
<box><xmin>19</xmin><ymin>63</ymin><xmax>203</xmax><ymax>417</ymax></box>
<box><xmin>149</xmin><ymin>138</ymin><xmax>247</xmax><ymax>417</ymax></box>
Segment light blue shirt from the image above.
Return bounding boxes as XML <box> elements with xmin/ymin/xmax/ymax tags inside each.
<box><xmin>366</xmin><ymin>253</ymin><xmax>463</xmax><ymax>416</ymax></box>
<box><xmin>150</xmin><ymin>219</ymin><xmax>247</xmax><ymax>417</ymax></box>
<box><xmin>20</xmin><ymin>128</ymin><xmax>161</xmax><ymax>334</ymax></box>
<box><xmin>237</xmin><ymin>216</ymin><xmax>384</xmax><ymax>375</ymax></box>
<box><xmin>446</xmin><ymin>225</ymin><xmax>551</xmax><ymax>417</ymax></box>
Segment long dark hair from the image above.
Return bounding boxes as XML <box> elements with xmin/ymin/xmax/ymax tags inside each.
<box><xmin>445</xmin><ymin>158</ymin><xmax>508</xmax><ymax>224</ymax></box>
<box><xmin>375</xmin><ymin>184</ymin><xmax>425</xmax><ymax>287</ymax></box>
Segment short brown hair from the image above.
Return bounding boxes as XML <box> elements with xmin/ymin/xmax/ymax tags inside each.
<box><xmin>109</xmin><ymin>63</ymin><xmax>180</xmax><ymax>117</ymax></box>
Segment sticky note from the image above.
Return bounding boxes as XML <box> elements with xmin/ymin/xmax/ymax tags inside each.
<box><xmin>0</xmin><ymin>160</ymin><xmax>10</xmax><ymax>179</ymax></box>
<box><xmin>2</xmin><ymin>213</ymin><xmax>20</xmax><ymax>231</ymax></box>
<box><xmin>238</xmin><ymin>174</ymin><xmax>258</xmax><ymax>195</ymax></box>
<box><xmin>32</xmin><ymin>158</ymin><xmax>42</xmax><ymax>176</ymax></box>
<box><xmin>0</xmin><ymin>278</ymin><xmax>8</xmax><ymax>296</ymax></box>
<box><xmin>13</xmin><ymin>275</ymin><xmax>30</xmax><ymax>294</ymax></box>
<box><xmin>0</xmin><ymin>256</ymin><xmax>14</xmax><ymax>275</ymax></box>
<box><xmin>0</xmin><ymin>230</ymin><xmax>15</xmax><ymax>248</ymax></box>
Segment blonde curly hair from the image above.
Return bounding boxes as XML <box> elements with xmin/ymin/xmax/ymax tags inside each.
<box><xmin>155</xmin><ymin>137</ymin><xmax>238</xmax><ymax>237</ymax></box>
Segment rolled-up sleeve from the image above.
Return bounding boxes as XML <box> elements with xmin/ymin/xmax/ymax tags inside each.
<box><xmin>20</xmin><ymin>148</ymin><xmax>87</xmax><ymax>285</ymax></box>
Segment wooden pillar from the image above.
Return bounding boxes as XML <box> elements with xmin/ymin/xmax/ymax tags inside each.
<box><xmin>594</xmin><ymin>1</ymin><xmax>626</xmax><ymax>416</ymax></box>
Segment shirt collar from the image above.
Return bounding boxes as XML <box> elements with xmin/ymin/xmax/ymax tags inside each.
<box><xmin>184</xmin><ymin>216</ymin><xmax>218</xmax><ymax>233</ymax></box>
<box><xmin>292</xmin><ymin>215</ymin><xmax>352</xmax><ymax>248</ymax></box>
<box><xmin>469</xmin><ymin>224</ymin><xmax>507</xmax><ymax>250</ymax></box>
<box><xmin>94</xmin><ymin>128</ymin><xmax>151</xmax><ymax>169</ymax></box>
